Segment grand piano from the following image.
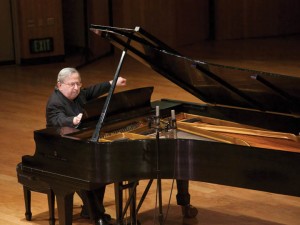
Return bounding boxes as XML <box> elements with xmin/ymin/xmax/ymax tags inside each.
<box><xmin>17</xmin><ymin>25</ymin><xmax>300</xmax><ymax>225</ymax></box>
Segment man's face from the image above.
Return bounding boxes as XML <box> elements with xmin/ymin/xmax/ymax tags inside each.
<box><xmin>57</xmin><ymin>72</ymin><xmax>82</xmax><ymax>100</ymax></box>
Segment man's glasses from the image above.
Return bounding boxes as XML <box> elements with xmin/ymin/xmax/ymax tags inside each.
<box><xmin>61</xmin><ymin>82</ymin><xmax>82</xmax><ymax>88</ymax></box>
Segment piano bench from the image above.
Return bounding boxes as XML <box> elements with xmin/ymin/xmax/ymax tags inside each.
<box><xmin>16</xmin><ymin>164</ymin><xmax>55</xmax><ymax>225</ymax></box>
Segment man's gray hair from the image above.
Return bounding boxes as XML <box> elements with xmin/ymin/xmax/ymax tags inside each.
<box><xmin>57</xmin><ymin>67</ymin><xmax>80</xmax><ymax>82</ymax></box>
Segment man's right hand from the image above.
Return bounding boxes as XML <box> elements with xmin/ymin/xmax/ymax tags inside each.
<box><xmin>73</xmin><ymin>113</ymin><xmax>83</xmax><ymax>126</ymax></box>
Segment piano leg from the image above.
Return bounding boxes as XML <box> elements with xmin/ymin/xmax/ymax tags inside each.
<box><xmin>23</xmin><ymin>186</ymin><xmax>32</xmax><ymax>221</ymax></box>
<box><xmin>55</xmin><ymin>191</ymin><xmax>74</xmax><ymax>225</ymax></box>
<box><xmin>176</xmin><ymin>180</ymin><xmax>198</xmax><ymax>218</ymax></box>
<box><xmin>47</xmin><ymin>189</ymin><xmax>55</xmax><ymax>225</ymax></box>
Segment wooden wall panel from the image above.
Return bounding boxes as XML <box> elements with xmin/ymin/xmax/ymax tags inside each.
<box><xmin>61</xmin><ymin>0</ymin><xmax>85</xmax><ymax>50</ymax></box>
<box><xmin>17</xmin><ymin>0</ymin><xmax>64</xmax><ymax>62</ymax></box>
<box><xmin>61</xmin><ymin>0</ymin><xmax>111</xmax><ymax>63</ymax></box>
<box><xmin>0</xmin><ymin>0</ymin><xmax>15</xmax><ymax>63</ymax></box>
<box><xmin>112</xmin><ymin>0</ymin><xmax>209</xmax><ymax>48</ymax></box>
<box><xmin>214</xmin><ymin>0</ymin><xmax>244</xmax><ymax>39</ymax></box>
<box><xmin>277</xmin><ymin>0</ymin><xmax>300</xmax><ymax>35</ymax></box>
<box><xmin>112</xmin><ymin>0</ymin><xmax>176</xmax><ymax>47</ymax></box>
<box><xmin>7</xmin><ymin>0</ymin><xmax>300</xmax><ymax>66</ymax></box>
<box><xmin>88</xmin><ymin>0</ymin><xmax>111</xmax><ymax>59</ymax></box>
<box><xmin>175</xmin><ymin>0</ymin><xmax>209</xmax><ymax>46</ymax></box>
<box><xmin>215</xmin><ymin>0</ymin><xmax>300</xmax><ymax>40</ymax></box>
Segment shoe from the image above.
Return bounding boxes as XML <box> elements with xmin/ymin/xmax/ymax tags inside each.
<box><xmin>95</xmin><ymin>218</ymin><xmax>112</xmax><ymax>225</ymax></box>
<box><xmin>181</xmin><ymin>204</ymin><xmax>198</xmax><ymax>218</ymax></box>
<box><xmin>80</xmin><ymin>205</ymin><xmax>111</xmax><ymax>221</ymax></box>
<box><xmin>103</xmin><ymin>213</ymin><xmax>111</xmax><ymax>221</ymax></box>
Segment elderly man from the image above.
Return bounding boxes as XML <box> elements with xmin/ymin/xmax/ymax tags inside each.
<box><xmin>46</xmin><ymin>67</ymin><xmax>126</xmax><ymax>225</ymax></box>
<box><xmin>46</xmin><ymin>67</ymin><xmax>126</xmax><ymax>128</ymax></box>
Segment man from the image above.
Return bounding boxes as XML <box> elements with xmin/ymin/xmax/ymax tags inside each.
<box><xmin>46</xmin><ymin>67</ymin><xmax>126</xmax><ymax>225</ymax></box>
<box><xmin>46</xmin><ymin>67</ymin><xmax>126</xmax><ymax>128</ymax></box>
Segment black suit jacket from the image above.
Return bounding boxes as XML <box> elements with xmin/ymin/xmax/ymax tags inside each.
<box><xmin>46</xmin><ymin>82</ymin><xmax>111</xmax><ymax>127</ymax></box>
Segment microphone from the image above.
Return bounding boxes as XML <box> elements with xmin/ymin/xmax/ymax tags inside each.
<box><xmin>166</xmin><ymin>109</ymin><xmax>177</xmax><ymax>139</ymax></box>
<box><xmin>154</xmin><ymin>106</ymin><xmax>161</xmax><ymax>129</ymax></box>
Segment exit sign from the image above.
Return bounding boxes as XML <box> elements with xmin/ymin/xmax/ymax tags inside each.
<box><xmin>29</xmin><ymin>37</ymin><xmax>54</xmax><ymax>53</ymax></box>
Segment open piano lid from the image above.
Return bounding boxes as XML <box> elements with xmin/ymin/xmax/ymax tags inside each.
<box><xmin>90</xmin><ymin>25</ymin><xmax>300</xmax><ymax>116</ymax></box>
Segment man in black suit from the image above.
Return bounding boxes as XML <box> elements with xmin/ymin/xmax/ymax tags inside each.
<box><xmin>46</xmin><ymin>67</ymin><xmax>126</xmax><ymax>225</ymax></box>
<box><xmin>46</xmin><ymin>67</ymin><xmax>126</xmax><ymax>128</ymax></box>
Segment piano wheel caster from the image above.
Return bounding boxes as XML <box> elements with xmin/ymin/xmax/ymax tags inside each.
<box><xmin>181</xmin><ymin>204</ymin><xmax>198</xmax><ymax>218</ymax></box>
<box><xmin>25</xmin><ymin>212</ymin><xmax>32</xmax><ymax>221</ymax></box>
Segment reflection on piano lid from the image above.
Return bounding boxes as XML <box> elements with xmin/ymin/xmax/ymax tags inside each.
<box><xmin>90</xmin><ymin>24</ymin><xmax>300</xmax><ymax>128</ymax></box>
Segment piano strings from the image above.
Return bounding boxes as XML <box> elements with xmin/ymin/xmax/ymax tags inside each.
<box><xmin>96</xmin><ymin>112</ymin><xmax>300</xmax><ymax>153</ymax></box>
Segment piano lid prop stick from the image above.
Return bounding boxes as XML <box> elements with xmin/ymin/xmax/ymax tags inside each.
<box><xmin>90</xmin><ymin>35</ymin><xmax>132</xmax><ymax>142</ymax></box>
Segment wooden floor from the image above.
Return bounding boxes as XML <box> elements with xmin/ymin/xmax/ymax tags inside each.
<box><xmin>1</xmin><ymin>35</ymin><xmax>300</xmax><ymax>225</ymax></box>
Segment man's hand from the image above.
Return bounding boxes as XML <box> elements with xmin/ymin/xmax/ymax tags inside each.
<box><xmin>110</xmin><ymin>77</ymin><xmax>127</xmax><ymax>86</ymax></box>
<box><xmin>73</xmin><ymin>113</ymin><xmax>83</xmax><ymax>126</ymax></box>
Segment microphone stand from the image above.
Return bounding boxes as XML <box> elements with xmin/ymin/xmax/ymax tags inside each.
<box><xmin>149</xmin><ymin>106</ymin><xmax>164</xmax><ymax>225</ymax></box>
<box><xmin>155</xmin><ymin>117</ymin><xmax>164</xmax><ymax>225</ymax></box>
<box><xmin>148</xmin><ymin>108</ymin><xmax>177</xmax><ymax>225</ymax></box>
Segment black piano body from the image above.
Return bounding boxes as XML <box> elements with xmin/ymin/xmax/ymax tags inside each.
<box><xmin>18</xmin><ymin>25</ymin><xmax>300</xmax><ymax>225</ymax></box>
